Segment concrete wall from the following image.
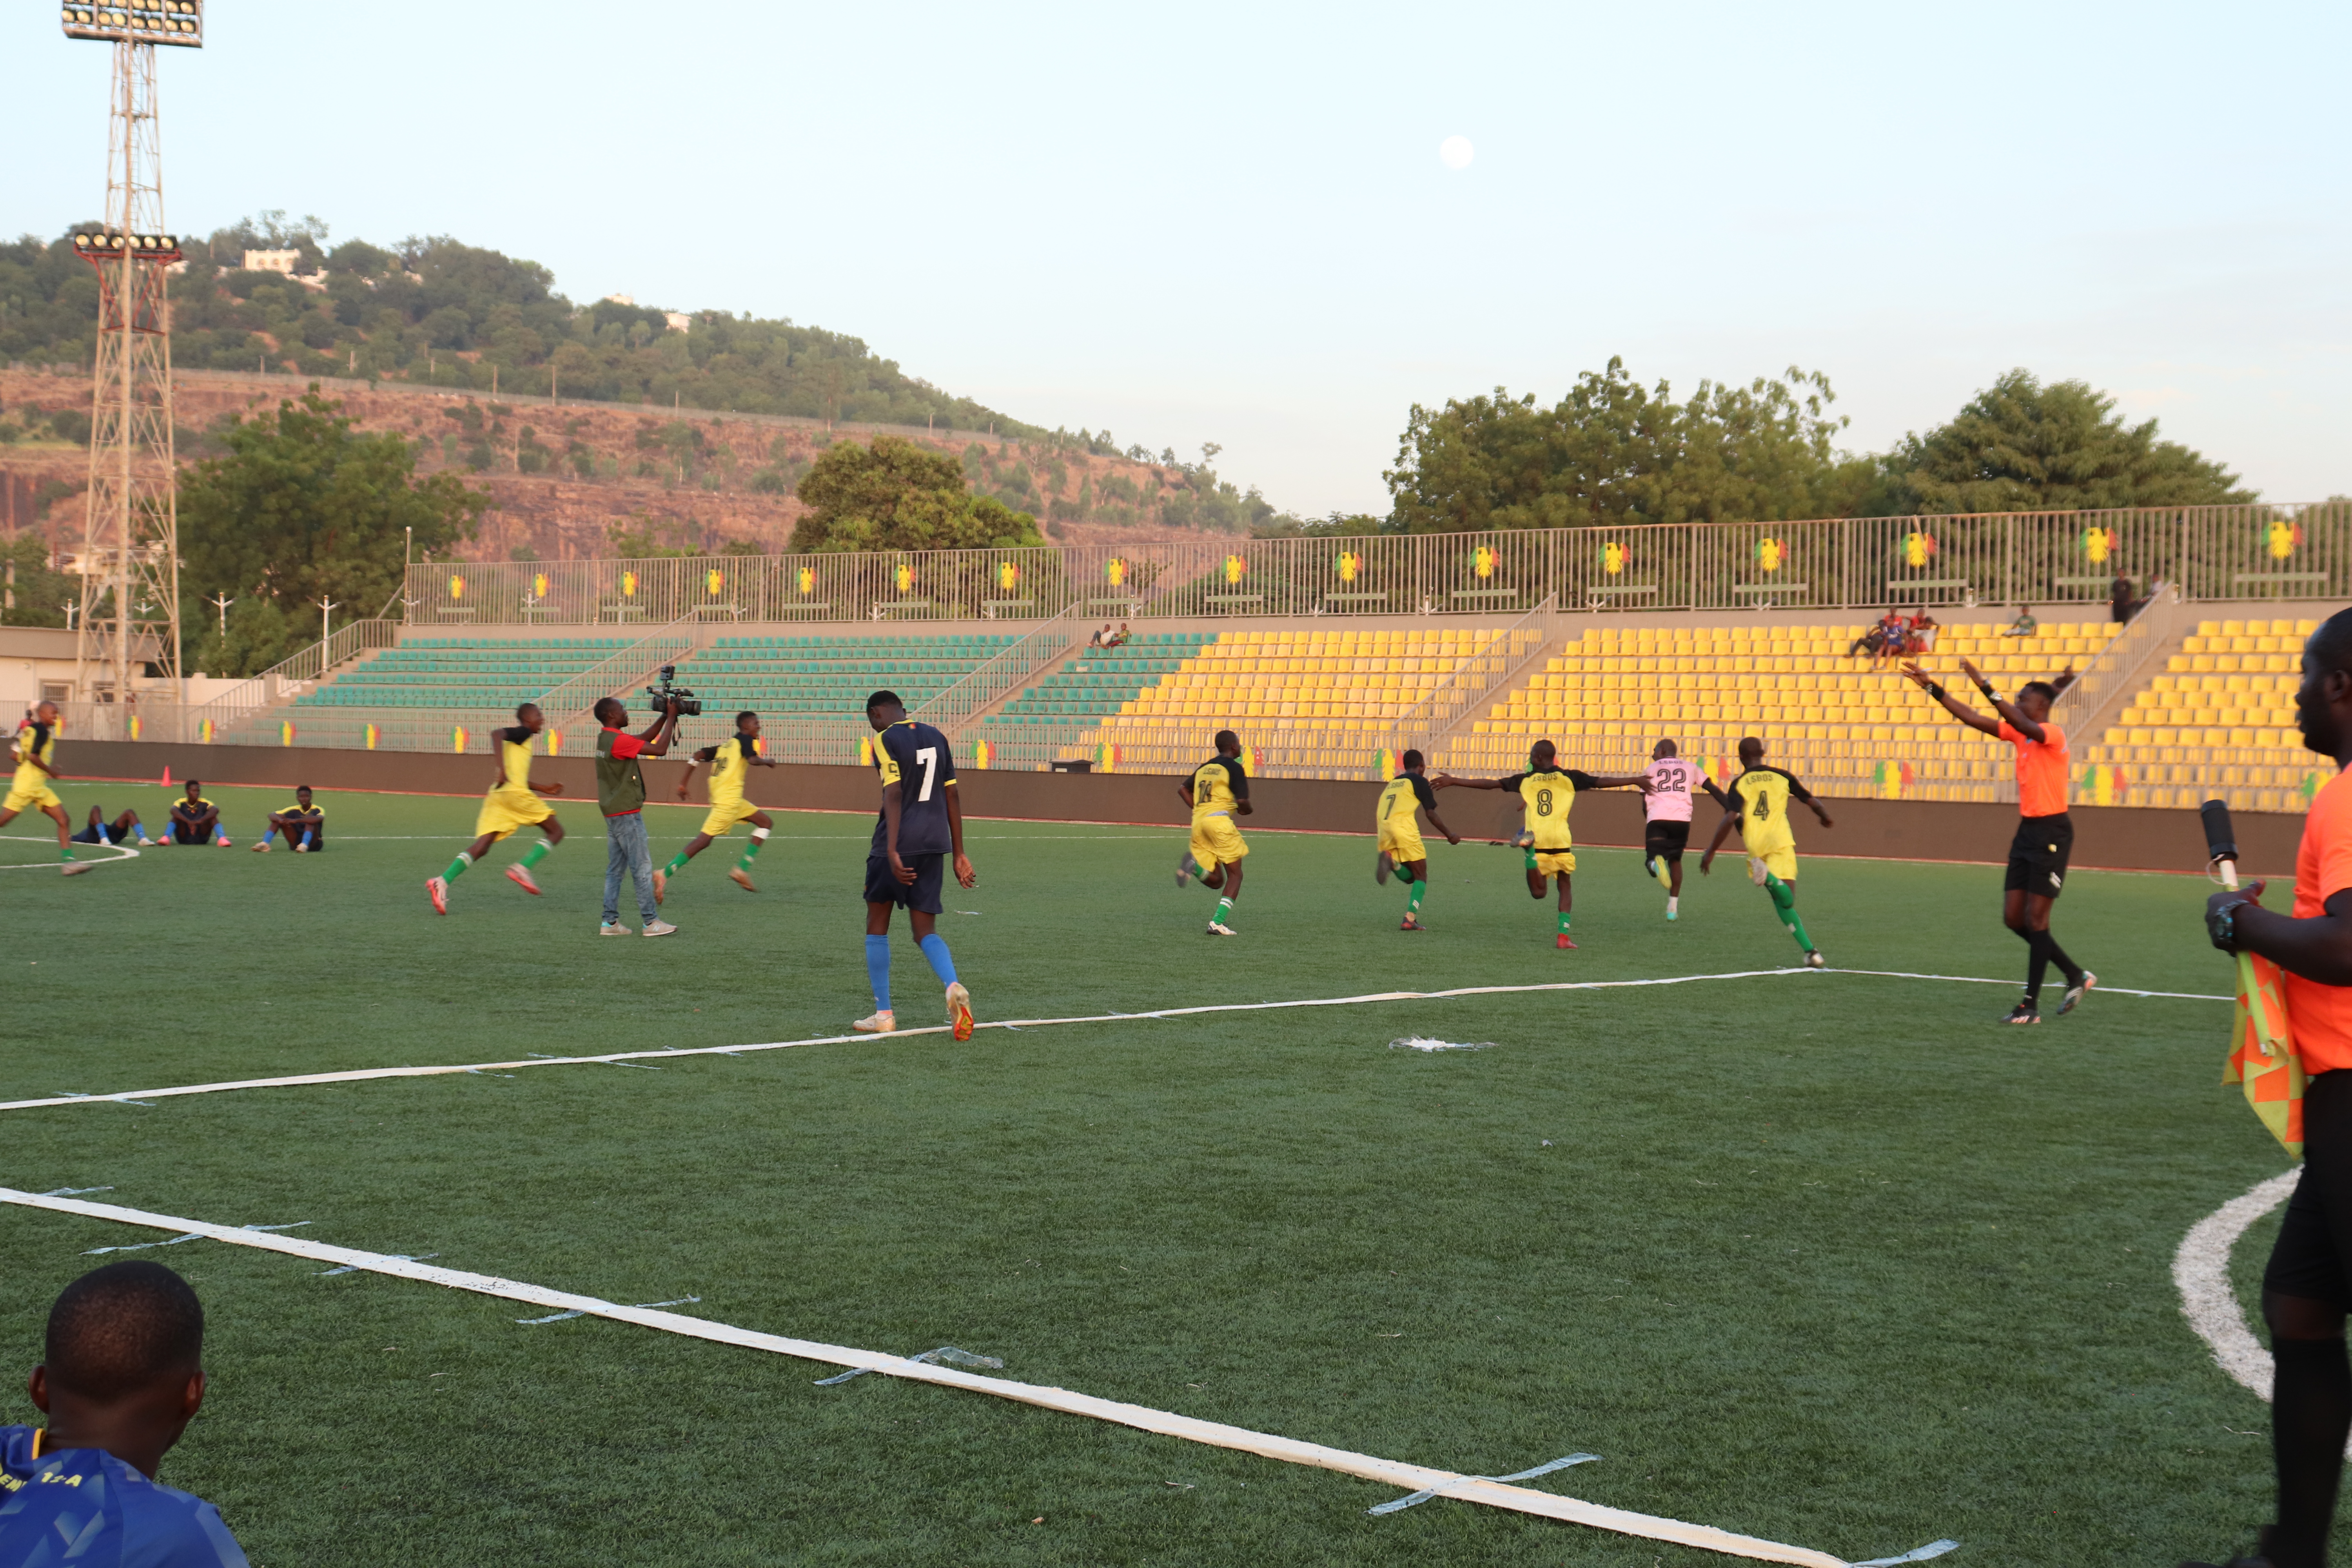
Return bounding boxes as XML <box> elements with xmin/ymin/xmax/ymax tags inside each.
<box><xmin>63</xmin><ymin>739</ymin><xmax>2306</xmax><ymax>878</ymax></box>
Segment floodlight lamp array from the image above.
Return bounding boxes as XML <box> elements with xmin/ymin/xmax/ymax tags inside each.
<box><xmin>61</xmin><ymin>0</ymin><xmax>202</xmax><ymax>46</ymax></box>
<box><xmin>74</xmin><ymin>232</ymin><xmax>182</xmax><ymax>261</ymax></box>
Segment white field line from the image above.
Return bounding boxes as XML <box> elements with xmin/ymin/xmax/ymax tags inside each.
<box><xmin>0</xmin><ymin>1185</ymin><xmax>1921</xmax><ymax>1568</ymax></box>
<box><xmin>0</xmin><ymin>967</ymin><xmax>2228</xmax><ymax>1116</ymax></box>
<box><xmin>2174</xmin><ymin>1169</ymin><xmax>2301</xmax><ymax>1399</ymax></box>
<box><xmin>0</xmin><ymin>838</ymin><xmax>138</xmax><ymax>872</ymax></box>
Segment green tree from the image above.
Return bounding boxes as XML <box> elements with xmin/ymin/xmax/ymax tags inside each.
<box><xmin>0</xmin><ymin>535</ymin><xmax>76</xmax><ymax>628</ymax></box>
<box><xmin>1868</xmin><ymin>369</ymin><xmax>2253</xmax><ymax>514</ymax></box>
<box><xmin>789</xmin><ymin>435</ymin><xmax>1044</xmax><ymax>552</ymax></box>
<box><xmin>178</xmin><ymin>387</ymin><xmax>484</xmax><ymax>673</ymax></box>
<box><xmin>1385</xmin><ymin>359</ymin><xmax>1865</xmax><ymax>533</ymax></box>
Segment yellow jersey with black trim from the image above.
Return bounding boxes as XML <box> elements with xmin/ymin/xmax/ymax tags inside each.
<box><xmin>12</xmin><ymin>722</ymin><xmax>56</xmax><ymax>788</ymax></box>
<box><xmin>1495</xmin><ymin>766</ymin><xmax>1600</xmax><ymax>851</ymax></box>
<box><xmin>1189</xmin><ymin>755</ymin><xmax>1249</xmax><ymax>822</ymax></box>
<box><xmin>1376</xmin><ymin>772</ymin><xmax>1437</xmax><ymax>829</ymax></box>
<box><xmin>704</xmin><ymin>735</ymin><xmax>755</xmax><ymax>807</ymax></box>
<box><xmin>1725</xmin><ymin>765</ymin><xmax>1811</xmax><ymax>852</ymax></box>
<box><xmin>496</xmin><ymin>726</ymin><xmax>537</xmax><ymax>793</ymax></box>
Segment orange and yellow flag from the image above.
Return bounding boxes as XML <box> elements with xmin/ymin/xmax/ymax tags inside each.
<box><xmin>2222</xmin><ymin>951</ymin><xmax>2304</xmax><ymax>1160</ymax></box>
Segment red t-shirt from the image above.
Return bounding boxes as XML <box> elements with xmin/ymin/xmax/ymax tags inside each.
<box><xmin>2290</xmin><ymin>769</ymin><xmax>2352</xmax><ymax>1074</ymax></box>
<box><xmin>1999</xmin><ymin>719</ymin><xmax>2070</xmax><ymax>819</ymax></box>
<box><xmin>601</xmin><ymin>729</ymin><xmax>646</xmax><ymax>760</ymax></box>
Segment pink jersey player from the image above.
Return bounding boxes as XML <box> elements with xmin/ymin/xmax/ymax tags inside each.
<box><xmin>1642</xmin><ymin>755</ymin><xmax>1704</xmax><ymax>821</ymax></box>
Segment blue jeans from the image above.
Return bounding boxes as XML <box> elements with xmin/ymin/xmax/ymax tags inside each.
<box><xmin>603</xmin><ymin>811</ymin><xmax>659</xmax><ymax>925</ymax></box>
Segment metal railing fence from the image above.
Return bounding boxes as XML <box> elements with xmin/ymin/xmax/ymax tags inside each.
<box><xmin>2046</xmin><ymin>590</ymin><xmax>2185</xmax><ymax>746</ymax></box>
<box><xmin>400</xmin><ymin>502</ymin><xmax>2352</xmax><ymax>628</ymax></box>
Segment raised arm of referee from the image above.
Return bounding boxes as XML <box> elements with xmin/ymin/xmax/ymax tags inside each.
<box><xmin>2187</xmin><ymin>609</ymin><xmax>2352</xmax><ymax>1568</ymax></box>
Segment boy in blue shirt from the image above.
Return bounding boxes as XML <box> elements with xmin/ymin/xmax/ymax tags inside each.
<box><xmin>0</xmin><ymin>1261</ymin><xmax>247</xmax><ymax>1565</ymax></box>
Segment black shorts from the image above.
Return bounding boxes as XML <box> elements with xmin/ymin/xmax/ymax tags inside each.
<box><xmin>2267</xmin><ymin>1071</ymin><xmax>2352</xmax><ymax>1307</ymax></box>
<box><xmin>280</xmin><ymin>824</ymin><xmax>325</xmax><ymax>849</ymax></box>
<box><xmin>1644</xmin><ymin>820</ymin><xmax>1691</xmax><ymax>861</ymax></box>
<box><xmin>169</xmin><ymin>820</ymin><xmax>213</xmax><ymax>844</ymax></box>
<box><xmin>864</xmin><ymin>852</ymin><xmax>945</xmax><ymax>915</ymax></box>
<box><xmin>2003</xmin><ymin>812</ymin><xmax>2073</xmax><ymax>898</ymax></box>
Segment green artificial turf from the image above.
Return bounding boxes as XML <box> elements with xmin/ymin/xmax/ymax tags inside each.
<box><xmin>0</xmin><ymin>782</ymin><xmax>2306</xmax><ymax>1566</ymax></box>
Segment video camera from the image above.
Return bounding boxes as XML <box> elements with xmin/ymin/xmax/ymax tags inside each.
<box><xmin>644</xmin><ymin>664</ymin><xmax>702</xmax><ymax>718</ymax></box>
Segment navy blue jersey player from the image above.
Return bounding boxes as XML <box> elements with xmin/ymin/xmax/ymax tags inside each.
<box><xmin>858</xmin><ymin>690</ymin><xmax>977</xmax><ymax>1040</ymax></box>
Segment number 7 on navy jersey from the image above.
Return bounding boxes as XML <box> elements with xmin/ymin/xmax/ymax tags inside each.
<box><xmin>913</xmin><ymin>746</ymin><xmax>939</xmax><ymax>802</ymax></box>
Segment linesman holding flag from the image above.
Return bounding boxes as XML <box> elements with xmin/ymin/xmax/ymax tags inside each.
<box><xmin>2185</xmin><ymin>607</ymin><xmax>2352</xmax><ymax>1568</ymax></box>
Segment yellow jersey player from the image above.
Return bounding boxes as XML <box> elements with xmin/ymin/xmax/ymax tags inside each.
<box><xmin>1699</xmin><ymin>735</ymin><xmax>1834</xmax><ymax>967</ymax></box>
<box><xmin>1372</xmin><ymin>749</ymin><xmax>1460</xmax><ymax>931</ymax></box>
<box><xmin>657</xmin><ymin>710</ymin><xmax>778</xmax><ymax>900</ymax></box>
<box><xmin>1174</xmin><ymin>730</ymin><xmax>1251</xmax><ymax>936</ymax></box>
<box><xmin>1439</xmin><ymin>740</ymin><xmax>1641</xmax><ymax>948</ymax></box>
<box><xmin>426</xmin><ymin>701</ymin><xmax>566</xmax><ymax>915</ymax></box>
<box><xmin>1</xmin><ymin>701</ymin><xmax>91</xmax><ymax>875</ymax></box>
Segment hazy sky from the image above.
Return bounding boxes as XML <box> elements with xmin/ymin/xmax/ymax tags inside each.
<box><xmin>6</xmin><ymin>1</ymin><xmax>2346</xmax><ymax>517</ymax></box>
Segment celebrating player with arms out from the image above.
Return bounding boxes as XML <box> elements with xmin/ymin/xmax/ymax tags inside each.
<box><xmin>1373</xmin><ymin>750</ymin><xmax>1461</xmax><ymax>931</ymax></box>
<box><xmin>1</xmin><ymin>701</ymin><xmax>91</xmax><ymax>875</ymax></box>
<box><xmin>856</xmin><ymin>691</ymin><xmax>975</xmax><ymax>1039</ymax></box>
<box><xmin>1699</xmin><ymin>736</ymin><xmax>1832</xmax><ymax>966</ymax></box>
<box><xmin>1175</xmin><ymin>731</ymin><xmax>1252</xmax><ymax>936</ymax></box>
<box><xmin>426</xmin><ymin>702</ymin><xmax>564</xmax><ymax>914</ymax></box>
<box><xmin>1638</xmin><ymin>739</ymin><xmax>1728</xmax><ymax>921</ymax></box>
<box><xmin>1902</xmin><ymin>656</ymin><xmax>2094</xmax><ymax>1023</ymax></box>
<box><xmin>656</xmin><ymin>710</ymin><xmax>777</xmax><ymax>900</ymax></box>
<box><xmin>1437</xmin><ymin>740</ymin><xmax>1639</xmax><ymax>949</ymax></box>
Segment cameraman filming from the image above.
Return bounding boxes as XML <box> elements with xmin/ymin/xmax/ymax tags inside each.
<box><xmin>2191</xmin><ymin>607</ymin><xmax>2352</xmax><ymax>1568</ymax></box>
<box><xmin>594</xmin><ymin>691</ymin><xmax>682</xmax><ymax>937</ymax></box>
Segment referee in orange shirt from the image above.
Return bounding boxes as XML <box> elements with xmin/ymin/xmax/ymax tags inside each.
<box><xmin>1901</xmin><ymin>655</ymin><xmax>2094</xmax><ymax>1023</ymax></box>
<box><xmin>2185</xmin><ymin>608</ymin><xmax>2352</xmax><ymax>1568</ymax></box>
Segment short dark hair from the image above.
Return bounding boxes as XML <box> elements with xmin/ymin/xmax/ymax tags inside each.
<box><xmin>2020</xmin><ymin>680</ymin><xmax>2060</xmax><ymax>703</ymax></box>
<box><xmin>1401</xmin><ymin>748</ymin><xmax>1424</xmax><ymax>769</ymax></box>
<box><xmin>296</xmin><ymin>784</ymin><xmax>311</xmax><ymax>794</ymax></box>
<box><xmin>1213</xmin><ymin>729</ymin><xmax>1240</xmax><ymax>753</ymax></box>
<box><xmin>2309</xmin><ymin>608</ymin><xmax>2352</xmax><ymax>675</ymax></box>
<box><xmin>593</xmin><ymin>697</ymin><xmax>624</xmax><ymax>724</ymax></box>
<box><xmin>515</xmin><ymin>701</ymin><xmax>539</xmax><ymax>720</ymax></box>
<box><xmin>45</xmin><ymin>1261</ymin><xmax>203</xmax><ymax>1403</ymax></box>
<box><xmin>866</xmin><ymin>690</ymin><xmax>903</xmax><ymax>713</ymax></box>
<box><xmin>185</xmin><ymin>779</ymin><xmax>200</xmax><ymax>790</ymax></box>
<box><xmin>735</xmin><ymin>710</ymin><xmax>757</xmax><ymax>727</ymax></box>
<box><xmin>1530</xmin><ymin>739</ymin><xmax>1557</xmax><ymax>763</ymax></box>
<box><xmin>1738</xmin><ymin>735</ymin><xmax>1764</xmax><ymax>756</ymax></box>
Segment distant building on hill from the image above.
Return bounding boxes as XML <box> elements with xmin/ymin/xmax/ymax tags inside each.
<box><xmin>243</xmin><ymin>249</ymin><xmax>302</xmax><ymax>274</ymax></box>
<box><xmin>664</xmin><ymin>311</ymin><xmax>691</xmax><ymax>334</ymax></box>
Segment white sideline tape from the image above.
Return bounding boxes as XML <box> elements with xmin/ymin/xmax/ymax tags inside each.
<box><xmin>0</xmin><ymin>838</ymin><xmax>138</xmax><ymax>872</ymax></box>
<box><xmin>2174</xmin><ymin>1169</ymin><xmax>2301</xmax><ymax>1399</ymax></box>
<box><xmin>1368</xmin><ymin>1450</ymin><xmax>1598</xmax><ymax>1514</ymax></box>
<box><xmin>0</xmin><ymin>1187</ymin><xmax>1941</xmax><ymax>1567</ymax></box>
<box><xmin>0</xmin><ymin>967</ymin><xmax>2225</xmax><ymax>1116</ymax></box>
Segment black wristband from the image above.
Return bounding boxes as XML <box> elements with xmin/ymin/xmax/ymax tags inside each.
<box><xmin>1926</xmin><ymin>681</ymin><xmax>1947</xmax><ymax>701</ymax></box>
<box><xmin>1976</xmin><ymin>681</ymin><xmax>1996</xmax><ymax>700</ymax></box>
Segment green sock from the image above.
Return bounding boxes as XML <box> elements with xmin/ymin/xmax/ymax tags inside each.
<box><xmin>58</xmin><ymin>848</ymin><xmax>74</xmax><ymax>863</ymax></box>
<box><xmin>1557</xmin><ymin>909</ymin><xmax>1572</xmax><ymax>934</ymax></box>
<box><xmin>739</xmin><ymin>832</ymin><xmax>766</xmax><ymax>870</ymax></box>
<box><xmin>520</xmin><ymin>838</ymin><xmax>553</xmax><ymax>871</ymax></box>
<box><xmin>1214</xmin><ymin>897</ymin><xmax>1234</xmax><ymax>926</ymax></box>
<box><xmin>443</xmin><ymin>851</ymin><xmax>473</xmax><ymax>882</ymax></box>
<box><xmin>662</xmin><ymin>850</ymin><xmax>690</xmax><ymax>876</ymax></box>
<box><xmin>1764</xmin><ymin>875</ymin><xmax>1815</xmax><ymax>951</ymax></box>
<box><xmin>1405</xmin><ymin>881</ymin><xmax>1425</xmax><ymax>918</ymax></box>
<box><xmin>1524</xmin><ymin>850</ymin><xmax>1539</xmax><ymax>873</ymax></box>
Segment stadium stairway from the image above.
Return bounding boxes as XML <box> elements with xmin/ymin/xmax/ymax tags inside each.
<box><xmin>2077</xmin><ymin>616</ymin><xmax>2322</xmax><ymax>813</ymax></box>
<box><xmin>979</xmin><ymin>633</ymin><xmax>1216</xmax><ymax>735</ymax></box>
<box><xmin>669</xmin><ymin>633</ymin><xmax>1020</xmax><ymax>720</ymax></box>
<box><xmin>1441</xmin><ymin>619</ymin><xmax>2121</xmax><ymax>803</ymax></box>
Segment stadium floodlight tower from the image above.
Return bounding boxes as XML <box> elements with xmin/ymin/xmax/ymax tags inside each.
<box><xmin>62</xmin><ymin>1</ymin><xmax>202</xmax><ymax>729</ymax></box>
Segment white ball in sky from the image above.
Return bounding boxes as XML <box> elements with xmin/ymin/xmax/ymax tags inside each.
<box><xmin>1439</xmin><ymin>135</ymin><xmax>1474</xmax><ymax>171</ymax></box>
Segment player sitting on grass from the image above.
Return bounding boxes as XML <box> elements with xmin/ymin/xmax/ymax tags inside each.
<box><xmin>1639</xmin><ymin>740</ymin><xmax>1728</xmax><ymax>921</ymax></box>
<box><xmin>0</xmin><ymin>1261</ymin><xmax>247</xmax><ymax>1566</ymax></box>
<box><xmin>1</xmin><ymin>701</ymin><xmax>93</xmax><ymax>874</ymax></box>
<box><xmin>251</xmin><ymin>786</ymin><xmax>324</xmax><ymax>853</ymax></box>
<box><xmin>165</xmin><ymin>782</ymin><xmax>229</xmax><ymax>848</ymax></box>
<box><xmin>856</xmin><ymin>691</ymin><xmax>975</xmax><ymax>1038</ymax></box>
<box><xmin>657</xmin><ymin>711</ymin><xmax>777</xmax><ymax>900</ymax></box>
<box><xmin>1372</xmin><ymin>750</ymin><xmax>1461</xmax><ymax>930</ymax></box>
<box><xmin>427</xmin><ymin>703</ymin><xmax>565</xmax><ymax>915</ymax></box>
<box><xmin>1174</xmin><ymin>731</ymin><xmax>1251</xmax><ymax>936</ymax></box>
<box><xmin>1436</xmin><ymin>740</ymin><xmax>1630</xmax><ymax>950</ymax></box>
<box><xmin>72</xmin><ymin>804</ymin><xmax>153</xmax><ymax>849</ymax></box>
<box><xmin>1698</xmin><ymin>737</ymin><xmax>1832</xmax><ymax>967</ymax></box>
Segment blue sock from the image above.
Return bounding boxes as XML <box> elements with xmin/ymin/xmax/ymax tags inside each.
<box><xmin>299</xmin><ymin>828</ymin><xmax>314</xmax><ymax>849</ymax></box>
<box><xmin>257</xmin><ymin>827</ymin><xmax>273</xmax><ymax>847</ymax></box>
<box><xmin>864</xmin><ymin>935</ymin><xmax>892</xmax><ymax>1012</ymax></box>
<box><xmin>918</xmin><ymin>932</ymin><xmax>958</xmax><ymax>986</ymax></box>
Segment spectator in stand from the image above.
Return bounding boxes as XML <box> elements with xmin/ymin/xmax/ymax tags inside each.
<box><xmin>1847</xmin><ymin>609</ymin><xmax>1902</xmax><ymax>658</ymax></box>
<box><xmin>0</xmin><ymin>1261</ymin><xmax>248</xmax><ymax>1566</ymax></box>
<box><xmin>2111</xmin><ymin>572</ymin><xmax>2142</xmax><ymax>628</ymax></box>
<box><xmin>2002</xmin><ymin>604</ymin><xmax>2038</xmax><ymax>638</ymax></box>
<box><xmin>1111</xmin><ymin>622</ymin><xmax>1133</xmax><ymax>647</ymax></box>
<box><xmin>166</xmin><ymin>783</ymin><xmax>228</xmax><ymax>847</ymax></box>
<box><xmin>1911</xmin><ymin>611</ymin><xmax>1940</xmax><ymax>653</ymax></box>
<box><xmin>1087</xmin><ymin>624</ymin><xmax>1111</xmax><ymax>649</ymax></box>
<box><xmin>2052</xmin><ymin>666</ymin><xmax>2078</xmax><ymax>695</ymax></box>
<box><xmin>73</xmin><ymin>804</ymin><xmax>152</xmax><ymax>849</ymax></box>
